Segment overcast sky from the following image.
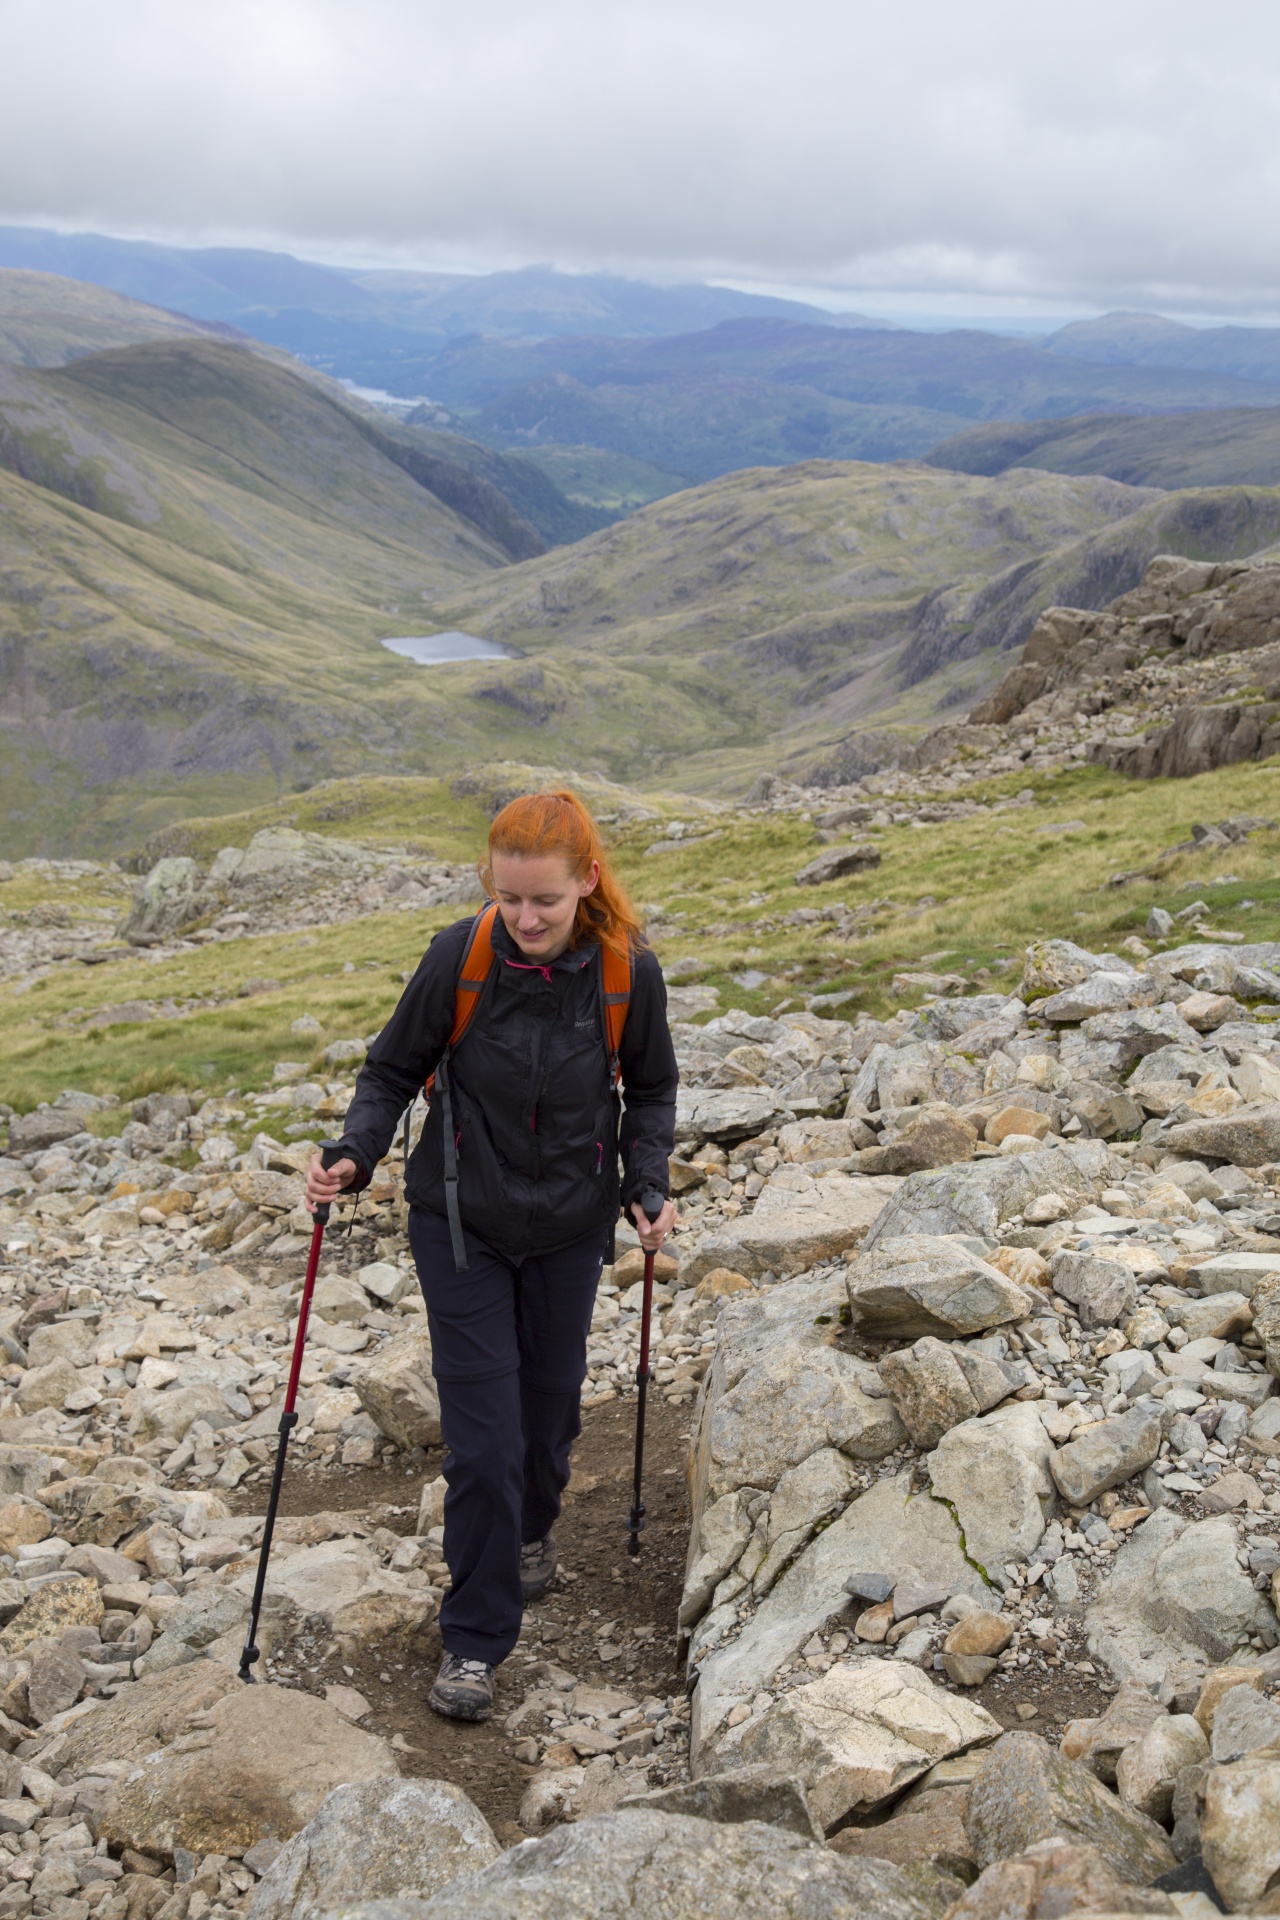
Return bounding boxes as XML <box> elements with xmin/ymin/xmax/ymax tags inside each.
<box><xmin>4</xmin><ymin>0</ymin><xmax>1280</xmax><ymax>318</ymax></box>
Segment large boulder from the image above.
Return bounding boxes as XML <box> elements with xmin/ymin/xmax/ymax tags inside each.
<box><xmin>879</xmin><ymin>1338</ymin><xmax>1019</xmax><ymax>1447</ymax></box>
<box><xmin>848</xmin><ymin>1238</ymin><xmax>1032</xmax><ymax>1340</ymax></box>
<box><xmin>675</xmin><ymin>1090</ymin><xmax>797</xmax><ymax>1146</ymax></box>
<box><xmin>1021</xmin><ymin>942</ymin><xmax>1136</xmax><ymax>1000</ymax></box>
<box><xmin>795</xmin><ymin>844</ymin><xmax>882</xmax><ymax>887</ymax></box>
<box><xmin>246</xmin><ymin>1779</ymin><xmax>498</xmax><ymax>1920</ymax></box>
<box><xmin>687</xmin><ymin>1275</ymin><xmax>902</xmax><ymax>1522</ymax></box>
<box><xmin>1200</xmin><ymin>1749</ymin><xmax>1280</xmax><ymax>1910</ymax></box>
<box><xmin>946</xmin><ymin>1839</ymin><xmax>1175</xmax><ymax>1920</ymax></box>
<box><xmin>95</xmin><ymin>1681</ymin><xmax>399</xmax><ymax>1858</ymax></box>
<box><xmin>1049</xmin><ymin>1409</ymin><xmax>1162</xmax><ymax>1507</ymax></box>
<box><xmin>351</xmin><ymin>1330</ymin><xmax>441</xmax><ymax>1449</ymax></box>
<box><xmin>1162</xmin><ymin>1101</ymin><xmax>1280</xmax><ymax>1167</ymax></box>
<box><xmin>731</xmin><ymin>1660</ymin><xmax>999</xmax><ymax>1831</ymax></box>
<box><xmin>7</xmin><ymin>1108</ymin><xmax>87</xmax><ymax>1154</ymax></box>
<box><xmin>691</xmin><ymin>1473</ymin><xmax>989</xmax><ymax>1762</ymax></box>
<box><xmin>410</xmin><ymin>1806</ymin><xmax>945</xmax><ymax>1920</ymax></box>
<box><xmin>928</xmin><ymin>1403</ymin><xmax>1056</xmax><ymax>1577</ymax></box>
<box><xmin>862</xmin><ymin>1142</ymin><xmax>1112</xmax><ymax>1248</ymax></box>
<box><xmin>37</xmin><ymin>1658</ymin><xmax>239</xmax><ymax>1774</ymax></box>
<box><xmin>695</xmin><ymin>1344</ymin><xmax>901</xmax><ymax>1505</ymax></box>
<box><xmin>681</xmin><ymin>1172</ymin><xmax>901</xmax><ymax>1285</ymax></box>
<box><xmin>965</xmin><ymin>1732</ymin><xmax>1176</xmax><ymax>1884</ymax></box>
<box><xmin>1049</xmin><ymin>1252</ymin><xmax>1136</xmax><ymax>1330</ymax></box>
<box><xmin>120</xmin><ymin>856</ymin><xmax>202</xmax><ymax>942</ymax></box>
<box><xmin>230</xmin><ymin>1536</ymin><xmax>430</xmax><ymax>1636</ymax></box>
<box><xmin>1085</xmin><ymin>1508</ymin><xmax>1278</xmax><ymax>1686</ymax></box>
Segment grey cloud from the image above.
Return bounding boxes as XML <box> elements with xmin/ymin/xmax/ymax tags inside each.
<box><xmin>4</xmin><ymin>0</ymin><xmax>1280</xmax><ymax>312</ymax></box>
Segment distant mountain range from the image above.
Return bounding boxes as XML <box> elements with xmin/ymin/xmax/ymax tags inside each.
<box><xmin>8</xmin><ymin>230</ymin><xmax>1280</xmax><ymax>493</ymax></box>
<box><xmin>10</xmin><ymin>251</ymin><xmax>1280</xmax><ymax>854</ymax></box>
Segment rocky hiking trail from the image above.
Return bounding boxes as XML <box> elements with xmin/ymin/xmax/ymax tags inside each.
<box><xmin>9</xmin><ymin>931</ymin><xmax>1280</xmax><ymax>1913</ymax></box>
<box><xmin>225</xmin><ymin>1391</ymin><xmax>694</xmax><ymax>1842</ymax></box>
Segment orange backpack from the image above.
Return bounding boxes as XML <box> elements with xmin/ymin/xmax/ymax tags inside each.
<box><xmin>424</xmin><ymin>902</ymin><xmax>633</xmax><ymax>1267</ymax></box>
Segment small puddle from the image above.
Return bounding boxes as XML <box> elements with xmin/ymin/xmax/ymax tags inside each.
<box><xmin>380</xmin><ymin>631</ymin><xmax>513</xmax><ymax>665</ymax></box>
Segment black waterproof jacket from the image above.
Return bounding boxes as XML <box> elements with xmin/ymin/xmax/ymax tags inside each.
<box><xmin>333</xmin><ymin>913</ymin><xmax>679</xmax><ymax>1260</ymax></box>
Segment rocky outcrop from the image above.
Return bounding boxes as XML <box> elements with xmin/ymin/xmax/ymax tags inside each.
<box><xmin>965</xmin><ymin>551</ymin><xmax>1280</xmax><ymax>779</ymax></box>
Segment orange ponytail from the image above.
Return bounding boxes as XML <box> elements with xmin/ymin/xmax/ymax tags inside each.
<box><xmin>481</xmin><ymin>788</ymin><xmax>643</xmax><ymax>957</ymax></box>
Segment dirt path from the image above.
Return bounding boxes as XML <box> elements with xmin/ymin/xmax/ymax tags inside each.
<box><xmin>234</xmin><ymin>1395</ymin><xmax>694</xmax><ymax>1843</ymax></box>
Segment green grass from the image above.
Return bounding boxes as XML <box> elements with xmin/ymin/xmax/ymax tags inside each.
<box><xmin>6</xmin><ymin>755</ymin><xmax>1278</xmax><ymax>1117</ymax></box>
<box><xmin>509</xmin><ymin>444</ymin><xmax>690</xmax><ymax>511</ymax></box>
<box><xmin>0</xmin><ymin>268</ymin><xmax>227</xmax><ymax>368</ymax></box>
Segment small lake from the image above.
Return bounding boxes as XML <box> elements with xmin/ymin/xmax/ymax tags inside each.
<box><xmin>381</xmin><ymin>631</ymin><xmax>514</xmax><ymax>666</ymax></box>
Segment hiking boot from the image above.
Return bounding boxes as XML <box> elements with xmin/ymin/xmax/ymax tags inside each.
<box><xmin>428</xmin><ymin>1653</ymin><xmax>495</xmax><ymax>1722</ymax></box>
<box><xmin>520</xmin><ymin>1532</ymin><xmax>558</xmax><ymax>1602</ymax></box>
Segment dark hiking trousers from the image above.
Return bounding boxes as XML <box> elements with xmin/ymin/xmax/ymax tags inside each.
<box><xmin>408</xmin><ymin>1204</ymin><xmax>604</xmax><ymax>1666</ymax></box>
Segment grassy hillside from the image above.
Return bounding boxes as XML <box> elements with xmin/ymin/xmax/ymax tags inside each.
<box><xmin>928</xmin><ymin>405</ymin><xmax>1280</xmax><ymax>488</ymax></box>
<box><xmin>6</xmin><ymin>756</ymin><xmax>1279</xmax><ymax>1116</ymax></box>
<box><xmin>424</xmin><ymin>461</ymin><xmax>1159</xmax><ymax>774</ymax></box>
<box><xmin>0</xmin><ymin>338</ymin><xmax>548</xmax><ymax>855</ymax></box>
<box><xmin>0</xmin><ymin>267</ymin><xmax>236</xmax><ymax>368</ymax></box>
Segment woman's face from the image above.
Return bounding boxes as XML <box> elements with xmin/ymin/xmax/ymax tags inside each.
<box><xmin>489</xmin><ymin>850</ymin><xmax>599</xmax><ymax>961</ymax></box>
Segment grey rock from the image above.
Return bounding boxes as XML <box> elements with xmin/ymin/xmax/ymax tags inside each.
<box><xmin>862</xmin><ymin>1141</ymin><xmax>1112</xmax><ymax>1247</ymax></box>
<box><xmin>1021</xmin><ymin>940</ymin><xmax>1136</xmax><ymax>999</ymax></box>
<box><xmin>1201</xmin><ymin>1749</ymin><xmax>1280</xmax><ymax>1909</ymax></box>
<box><xmin>795</xmin><ymin>844</ymin><xmax>882</xmax><ymax>887</ymax></box>
<box><xmin>675</xmin><ymin>1090</ymin><xmax>796</xmax><ymax>1146</ymax></box>
<box><xmin>680</xmin><ymin>1491</ymin><xmax>756</xmax><ymax>1630</ymax></box>
<box><xmin>1049</xmin><ymin>1251</ymin><xmax>1136</xmax><ymax>1329</ymax></box>
<box><xmin>928</xmin><ymin>1403</ymin><xmax>1056</xmax><ymax>1577</ymax></box>
<box><xmin>621</xmin><ymin>1766</ymin><xmax>823</xmax><ymax>1841</ymax></box>
<box><xmin>691</xmin><ymin>1473</ymin><xmax>988</xmax><ymax>1762</ymax></box>
<box><xmin>1085</xmin><ymin>1509</ymin><xmax>1278</xmax><ymax>1687</ymax></box>
<box><xmin>1080</xmin><ymin>1007</ymin><xmax>1202</xmax><ymax>1068</ymax></box>
<box><xmin>682</xmin><ymin>1172</ymin><xmax>901</xmax><ymax>1285</ymax></box>
<box><xmin>879</xmin><ymin>1339</ymin><xmax>980</xmax><ymax>1447</ymax></box>
<box><xmin>1209</xmin><ymin>1682</ymin><xmax>1280</xmax><ymax>1761</ymax></box>
<box><xmin>1163</xmin><ymin>1101</ymin><xmax>1280</xmax><ymax>1168</ymax></box>
<box><xmin>1050</xmin><ymin>1409</ymin><xmax>1162</xmax><ymax>1506</ymax></box>
<box><xmin>753</xmin><ymin>1448</ymin><xmax>857</xmax><ymax>1597</ymax></box>
<box><xmin>96</xmin><ymin>1681</ymin><xmax>399</xmax><ymax>1858</ymax></box>
<box><xmin>351</xmin><ymin>1332</ymin><xmax>441</xmax><ymax>1450</ymax></box>
<box><xmin>848</xmin><ymin>1237</ymin><xmax>1032</xmax><ymax>1340</ymax></box>
<box><xmin>965</xmin><ymin>1732</ymin><xmax>1176</xmax><ymax>1883</ymax></box>
<box><xmin>1039</xmin><ymin>974</ymin><xmax>1148</xmax><ymax>1022</ymax></box>
<box><xmin>687</xmin><ymin>1276</ymin><xmax>902</xmax><ymax>1525</ymax></box>
<box><xmin>1116</xmin><ymin>1715</ymin><xmax>1208</xmax><ymax>1823</ymax></box>
<box><xmin>412</xmin><ymin>1807</ymin><xmax>947</xmax><ymax>1920</ymax></box>
<box><xmin>730</xmin><ymin>1660</ymin><xmax>999</xmax><ymax>1831</ymax></box>
<box><xmin>246</xmin><ymin>1779</ymin><xmax>499</xmax><ymax>1920</ymax></box>
<box><xmin>120</xmin><ymin>856</ymin><xmax>202</xmax><ymax>942</ymax></box>
<box><xmin>7</xmin><ymin>1108</ymin><xmax>87</xmax><ymax>1154</ymax></box>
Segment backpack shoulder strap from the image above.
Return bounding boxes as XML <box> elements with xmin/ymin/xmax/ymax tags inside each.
<box><xmin>449</xmin><ymin>901</ymin><xmax>500</xmax><ymax>1052</ymax></box>
<box><xmin>424</xmin><ymin>902</ymin><xmax>499</xmax><ymax>1096</ymax></box>
<box><xmin>425</xmin><ymin>902</ymin><xmax>500</xmax><ymax>1275</ymax></box>
<box><xmin>601</xmin><ymin>939</ymin><xmax>634</xmax><ymax>1076</ymax></box>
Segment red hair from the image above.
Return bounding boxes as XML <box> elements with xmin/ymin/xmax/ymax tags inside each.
<box><xmin>483</xmin><ymin>788</ymin><xmax>643</xmax><ymax>957</ymax></box>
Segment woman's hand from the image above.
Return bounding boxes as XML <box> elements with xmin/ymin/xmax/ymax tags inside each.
<box><xmin>630</xmin><ymin>1198</ymin><xmax>676</xmax><ymax>1252</ymax></box>
<box><xmin>305</xmin><ymin>1152</ymin><xmax>358</xmax><ymax>1214</ymax></box>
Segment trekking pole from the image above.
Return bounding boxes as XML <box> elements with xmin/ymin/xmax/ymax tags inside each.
<box><xmin>239</xmin><ymin>1138</ymin><xmax>345</xmax><ymax>1680</ymax></box>
<box><xmin>626</xmin><ymin>1188</ymin><xmax>667</xmax><ymax>1557</ymax></box>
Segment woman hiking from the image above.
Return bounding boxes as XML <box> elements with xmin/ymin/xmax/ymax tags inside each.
<box><xmin>305</xmin><ymin>789</ymin><xmax>678</xmax><ymax>1722</ymax></box>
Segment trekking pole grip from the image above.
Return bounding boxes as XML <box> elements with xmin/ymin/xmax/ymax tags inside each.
<box><xmin>640</xmin><ymin>1188</ymin><xmax>666</xmax><ymax>1225</ymax></box>
<box><xmin>313</xmin><ymin>1138</ymin><xmax>346</xmax><ymax>1225</ymax></box>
